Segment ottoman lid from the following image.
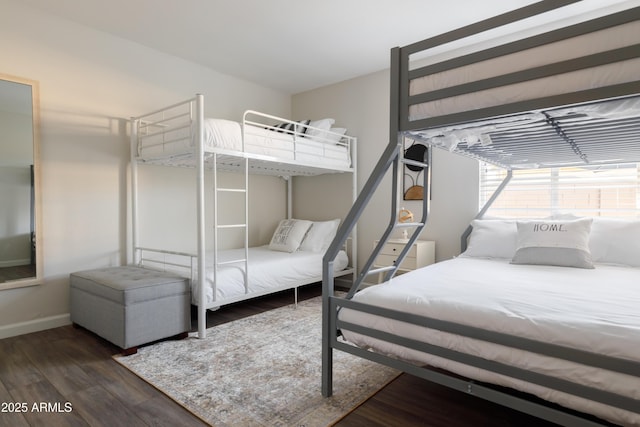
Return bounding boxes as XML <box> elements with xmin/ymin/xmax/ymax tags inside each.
<box><xmin>70</xmin><ymin>266</ymin><xmax>190</xmax><ymax>305</ymax></box>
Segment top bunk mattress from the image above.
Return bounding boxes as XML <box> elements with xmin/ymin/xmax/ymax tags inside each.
<box><xmin>399</xmin><ymin>8</ymin><xmax>640</xmax><ymax>170</ymax></box>
<box><xmin>407</xmin><ymin>20</ymin><xmax>640</xmax><ymax>122</ymax></box>
<box><xmin>137</xmin><ymin>117</ymin><xmax>352</xmax><ymax>171</ymax></box>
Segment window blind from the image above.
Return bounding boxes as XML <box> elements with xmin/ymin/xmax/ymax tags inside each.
<box><xmin>480</xmin><ymin>163</ymin><xmax>640</xmax><ymax>218</ymax></box>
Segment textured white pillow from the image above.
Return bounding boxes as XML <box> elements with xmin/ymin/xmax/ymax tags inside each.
<box><xmin>268</xmin><ymin>219</ymin><xmax>312</xmax><ymax>253</ymax></box>
<box><xmin>461</xmin><ymin>219</ymin><xmax>518</xmax><ymax>259</ymax></box>
<box><xmin>299</xmin><ymin>219</ymin><xmax>341</xmax><ymax>252</ymax></box>
<box><xmin>511</xmin><ymin>218</ymin><xmax>594</xmax><ymax>268</ymax></box>
<box><xmin>305</xmin><ymin>118</ymin><xmax>335</xmax><ymax>141</ymax></box>
<box><xmin>325</xmin><ymin>128</ymin><xmax>347</xmax><ymax>144</ymax></box>
<box><xmin>589</xmin><ymin>217</ymin><xmax>640</xmax><ymax>267</ymax></box>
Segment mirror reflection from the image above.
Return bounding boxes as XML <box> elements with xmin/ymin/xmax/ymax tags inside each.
<box><xmin>0</xmin><ymin>76</ymin><xmax>38</xmax><ymax>284</ymax></box>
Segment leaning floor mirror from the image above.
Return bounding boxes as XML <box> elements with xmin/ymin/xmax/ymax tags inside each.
<box><xmin>0</xmin><ymin>74</ymin><xmax>42</xmax><ymax>289</ymax></box>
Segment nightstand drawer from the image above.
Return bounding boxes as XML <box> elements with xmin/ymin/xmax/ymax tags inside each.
<box><xmin>372</xmin><ymin>239</ymin><xmax>435</xmax><ymax>283</ymax></box>
<box><xmin>380</xmin><ymin>242</ymin><xmax>418</xmax><ymax>257</ymax></box>
<box><xmin>375</xmin><ymin>254</ymin><xmax>417</xmax><ymax>270</ymax></box>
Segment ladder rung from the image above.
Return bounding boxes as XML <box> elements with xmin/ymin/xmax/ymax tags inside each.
<box><xmin>395</xmin><ymin>222</ymin><xmax>424</xmax><ymax>228</ymax></box>
<box><xmin>366</xmin><ymin>266</ymin><xmax>395</xmax><ymax>276</ymax></box>
<box><xmin>217</xmin><ymin>258</ymin><xmax>247</xmax><ymax>266</ymax></box>
<box><xmin>402</xmin><ymin>158</ymin><xmax>428</xmax><ymax>169</ymax></box>
<box><xmin>217</xmin><ymin>224</ymin><xmax>247</xmax><ymax>229</ymax></box>
<box><xmin>217</xmin><ymin>188</ymin><xmax>247</xmax><ymax>193</ymax></box>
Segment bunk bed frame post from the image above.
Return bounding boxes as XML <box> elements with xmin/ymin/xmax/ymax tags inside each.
<box><xmin>286</xmin><ymin>177</ymin><xmax>292</xmax><ymax>219</ymax></box>
<box><xmin>244</xmin><ymin>157</ymin><xmax>249</xmax><ymax>297</ymax></box>
<box><xmin>322</xmin><ymin>140</ymin><xmax>401</xmax><ymax>397</ymax></box>
<box><xmin>195</xmin><ymin>94</ymin><xmax>207</xmax><ymax>339</ymax></box>
<box><xmin>351</xmin><ymin>138</ymin><xmax>358</xmax><ymax>286</ymax></box>
<box><xmin>130</xmin><ymin>118</ymin><xmax>140</xmax><ymax>266</ymax></box>
<box><xmin>321</xmin><ymin>134</ymin><xmax>358</xmax><ymax>394</ymax></box>
<box><xmin>323</xmin><ymin>46</ymin><xmax>405</xmax><ymax>397</ymax></box>
<box><xmin>321</xmin><ymin>256</ymin><xmax>334</xmax><ymax>397</ymax></box>
<box><xmin>212</xmin><ymin>152</ymin><xmax>219</xmax><ymax>321</ymax></box>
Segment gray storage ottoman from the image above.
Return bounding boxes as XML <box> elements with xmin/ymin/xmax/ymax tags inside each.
<box><xmin>70</xmin><ymin>266</ymin><xmax>191</xmax><ymax>354</ymax></box>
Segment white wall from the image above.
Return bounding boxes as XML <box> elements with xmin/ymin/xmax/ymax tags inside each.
<box><xmin>293</xmin><ymin>69</ymin><xmax>480</xmax><ymax>270</ymax></box>
<box><xmin>0</xmin><ymin>0</ymin><xmax>483</xmax><ymax>337</ymax></box>
<box><xmin>0</xmin><ymin>0</ymin><xmax>291</xmax><ymax>335</ymax></box>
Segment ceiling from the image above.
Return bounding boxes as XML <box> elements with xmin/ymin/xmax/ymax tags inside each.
<box><xmin>20</xmin><ymin>0</ymin><xmax>640</xmax><ymax>94</ymax></box>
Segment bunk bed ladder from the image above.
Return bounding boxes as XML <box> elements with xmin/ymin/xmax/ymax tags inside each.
<box><xmin>348</xmin><ymin>147</ymin><xmax>431</xmax><ymax>298</ymax></box>
<box><xmin>322</xmin><ymin>135</ymin><xmax>431</xmax><ymax>300</ymax></box>
<box><xmin>212</xmin><ymin>155</ymin><xmax>250</xmax><ymax>299</ymax></box>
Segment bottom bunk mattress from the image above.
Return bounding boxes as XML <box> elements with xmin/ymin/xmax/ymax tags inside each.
<box><xmin>193</xmin><ymin>245</ymin><xmax>349</xmax><ymax>307</ymax></box>
<box><xmin>338</xmin><ymin>257</ymin><xmax>640</xmax><ymax>426</ymax></box>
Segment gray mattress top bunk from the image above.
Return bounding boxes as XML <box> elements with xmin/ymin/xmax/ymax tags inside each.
<box><xmin>394</xmin><ymin>1</ymin><xmax>640</xmax><ymax>170</ymax></box>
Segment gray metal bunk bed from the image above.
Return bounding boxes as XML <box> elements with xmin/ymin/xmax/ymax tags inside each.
<box><xmin>322</xmin><ymin>1</ymin><xmax>640</xmax><ymax>426</ymax></box>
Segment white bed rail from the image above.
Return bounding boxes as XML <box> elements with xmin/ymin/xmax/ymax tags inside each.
<box><xmin>134</xmin><ymin>247</ymin><xmax>197</xmax><ymax>279</ymax></box>
<box><xmin>242</xmin><ymin>110</ymin><xmax>354</xmax><ymax>167</ymax></box>
<box><xmin>134</xmin><ymin>97</ymin><xmax>197</xmax><ymax>158</ymax></box>
<box><xmin>134</xmin><ymin>237</ymin><xmax>355</xmax><ymax>295</ymax></box>
<box><xmin>132</xmin><ymin>103</ymin><xmax>355</xmax><ymax>175</ymax></box>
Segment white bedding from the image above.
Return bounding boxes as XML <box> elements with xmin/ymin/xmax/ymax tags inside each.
<box><xmin>339</xmin><ymin>257</ymin><xmax>640</xmax><ymax>426</ymax></box>
<box><xmin>193</xmin><ymin>245</ymin><xmax>349</xmax><ymax>307</ymax></box>
<box><xmin>138</xmin><ymin>118</ymin><xmax>351</xmax><ymax>169</ymax></box>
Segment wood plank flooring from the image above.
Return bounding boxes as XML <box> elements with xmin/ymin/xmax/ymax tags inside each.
<box><xmin>0</xmin><ymin>264</ymin><xmax>36</xmax><ymax>284</ymax></box>
<box><xmin>0</xmin><ymin>284</ymin><xmax>580</xmax><ymax>426</ymax></box>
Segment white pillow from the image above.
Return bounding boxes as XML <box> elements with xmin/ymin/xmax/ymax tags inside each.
<box><xmin>299</xmin><ymin>219</ymin><xmax>341</xmax><ymax>252</ymax></box>
<box><xmin>305</xmin><ymin>118</ymin><xmax>335</xmax><ymax>141</ymax></box>
<box><xmin>511</xmin><ymin>218</ymin><xmax>594</xmax><ymax>269</ymax></box>
<box><xmin>589</xmin><ymin>217</ymin><xmax>640</xmax><ymax>267</ymax></box>
<box><xmin>268</xmin><ymin>219</ymin><xmax>313</xmax><ymax>253</ymax></box>
<box><xmin>325</xmin><ymin>128</ymin><xmax>347</xmax><ymax>144</ymax></box>
<box><xmin>461</xmin><ymin>219</ymin><xmax>517</xmax><ymax>259</ymax></box>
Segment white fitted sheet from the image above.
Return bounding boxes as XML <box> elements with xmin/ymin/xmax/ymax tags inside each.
<box><xmin>193</xmin><ymin>245</ymin><xmax>349</xmax><ymax>306</ymax></box>
<box><xmin>138</xmin><ymin>118</ymin><xmax>351</xmax><ymax>169</ymax></box>
<box><xmin>339</xmin><ymin>257</ymin><xmax>640</xmax><ymax>426</ymax></box>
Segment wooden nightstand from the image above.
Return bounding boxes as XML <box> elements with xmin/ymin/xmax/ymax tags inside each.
<box><xmin>373</xmin><ymin>239</ymin><xmax>435</xmax><ymax>283</ymax></box>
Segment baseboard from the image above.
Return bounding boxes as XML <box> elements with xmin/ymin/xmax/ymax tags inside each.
<box><xmin>0</xmin><ymin>258</ymin><xmax>30</xmax><ymax>268</ymax></box>
<box><xmin>0</xmin><ymin>313</ymin><xmax>71</xmax><ymax>339</ymax></box>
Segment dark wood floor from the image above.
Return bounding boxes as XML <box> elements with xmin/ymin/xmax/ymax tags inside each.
<box><xmin>0</xmin><ymin>264</ymin><xmax>36</xmax><ymax>284</ymax></box>
<box><xmin>0</xmin><ymin>284</ymin><xmax>582</xmax><ymax>427</ymax></box>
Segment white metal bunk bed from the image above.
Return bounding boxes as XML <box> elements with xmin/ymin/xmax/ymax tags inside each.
<box><xmin>323</xmin><ymin>1</ymin><xmax>640</xmax><ymax>426</ymax></box>
<box><xmin>130</xmin><ymin>95</ymin><xmax>357</xmax><ymax>338</ymax></box>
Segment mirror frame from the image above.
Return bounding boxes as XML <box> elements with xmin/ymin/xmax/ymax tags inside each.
<box><xmin>0</xmin><ymin>73</ymin><xmax>42</xmax><ymax>290</ymax></box>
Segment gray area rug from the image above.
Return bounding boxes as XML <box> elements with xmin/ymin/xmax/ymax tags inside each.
<box><xmin>114</xmin><ymin>296</ymin><xmax>399</xmax><ymax>426</ymax></box>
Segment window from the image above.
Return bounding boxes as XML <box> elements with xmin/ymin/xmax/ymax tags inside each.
<box><xmin>479</xmin><ymin>163</ymin><xmax>640</xmax><ymax>218</ymax></box>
